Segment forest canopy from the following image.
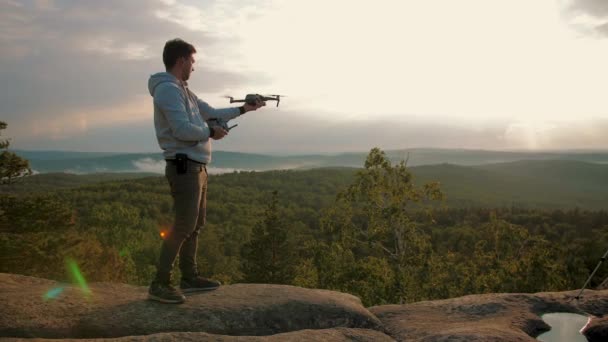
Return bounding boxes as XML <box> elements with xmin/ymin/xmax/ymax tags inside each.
<box><xmin>1</xmin><ymin>148</ymin><xmax>606</xmax><ymax>306</ymax></box>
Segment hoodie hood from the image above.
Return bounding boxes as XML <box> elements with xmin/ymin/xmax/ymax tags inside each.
<box><xmin>148</xmin><ymin>72</ymin><xmax>180</xmax><ymax>96</ymax></box>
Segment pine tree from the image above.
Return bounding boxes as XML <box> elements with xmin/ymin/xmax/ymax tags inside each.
<box><xmin>0</xmin><ymin>121</ymin><xmax>32</xmax><ymax>184</ymax></box>
<box><xmin>241</xmin><ymin>191</ymin><xmax>295</xmax><ymax>284</ymax></box>
<box><xmin>319</xmin><ymin>147</ymin><xmax>444</xmax><ymax>303</ymax></box>
<box><xmin>0</xmin><ymin>122</ymin><xmax>8</xmax><ymax>149</ymax></box>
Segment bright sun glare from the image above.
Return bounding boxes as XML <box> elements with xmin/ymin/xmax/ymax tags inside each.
<box><xmin>217</xmin><ymin>0</ymin><xmax>608</xmax><ymax>125</ymax></box>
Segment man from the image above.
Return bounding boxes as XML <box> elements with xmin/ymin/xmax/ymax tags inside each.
<box><xmin>147</xmin><ymin>38</ymin><xmax>265</xmax><ymax>303</ymax></box>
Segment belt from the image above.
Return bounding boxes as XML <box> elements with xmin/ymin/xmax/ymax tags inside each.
<box><xmin>165</xmin><ymin>158</ymin><xmax>206</xmax><ymax>165</ymax></box>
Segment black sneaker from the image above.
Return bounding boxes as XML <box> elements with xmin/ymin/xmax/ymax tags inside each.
<box><xmin>180</xmin><ymin>276</ymin><xmax>221</xmax><ymax>293</ymax></box>
<box><xmin>148</xmin><ymin>281</ymin><xmax>186</xmax><ymax>304</ymax></box>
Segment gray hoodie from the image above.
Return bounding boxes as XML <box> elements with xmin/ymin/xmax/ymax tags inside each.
<box><xmin>148</xmin><ymin>72</ymin><xmax>241</xmax><ymax>164</ymax></box>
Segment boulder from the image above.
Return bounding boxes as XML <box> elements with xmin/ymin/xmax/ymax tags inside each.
<box><xmin>582</xmin><ymin>315</ymin><xmax>608</xmax><ymax>342</ymax></box>
<box><xmin>369</xmin><ymin>289</ymin><xmax>608</xmax><ymax>341</ymax></box>
<box><xmin>1</xmin><ymin>328</ymin><xmax>395</xmax><ymax>341</ymax></box>
<box><xmin>0</xmin><ymin>273</ymin><xmax>383</xmax><ymax>339</ymax></box>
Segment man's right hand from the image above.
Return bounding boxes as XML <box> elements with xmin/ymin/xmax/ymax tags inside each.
<box><xmin>211</xmin><ymin>126</ymin><xmax>228</xmax><ymax>140</ymax></box>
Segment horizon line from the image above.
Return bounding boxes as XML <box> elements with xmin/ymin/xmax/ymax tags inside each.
<box><xmin>10</xmin><ymin>147</ymin><xmax>608</xmax><ymax>155</ymax></box>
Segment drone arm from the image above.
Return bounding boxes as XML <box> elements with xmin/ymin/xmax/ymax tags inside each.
<box><xmin>259</xmin><ymin>95</ymin><xmax>281</xmax><ymax>107</ymax></box>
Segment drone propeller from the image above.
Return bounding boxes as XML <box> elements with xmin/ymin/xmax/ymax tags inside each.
<box><xmin>262</xmin><ymin>94</ymin><xmax>285</xmax><ymax>107</ymax></box>
<box><xmin>222</xmin><ymin>95</ymin><xmax>239</xmax><ymax>103</ymax></box>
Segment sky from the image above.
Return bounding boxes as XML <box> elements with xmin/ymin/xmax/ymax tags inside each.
<box><xmin>1</xmin><ymin>0</ymin><xmax>607</xmax><ymax>154</ymax></box>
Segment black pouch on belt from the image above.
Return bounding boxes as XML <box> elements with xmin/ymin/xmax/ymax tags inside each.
<box><xmin>175</xmin><ymin>153</ymin><xmax>188</xmax><ymax>174</ymax></box>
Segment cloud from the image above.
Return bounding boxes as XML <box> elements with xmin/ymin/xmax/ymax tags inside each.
<box><xmin>10</xmin><ymin>105</ymin><xmax>608</xmax><ymax>153</ymax></box>
<box><xmin>132</xmin><ymin>157</ymin><xmax>254</xmax><ymax>174</ymax></box>
<box><xmin>3</xmin><ymin>1</ymin><xmax>607</xmax><ymax>153</ymax></box>
<box><xmin>0</xmin><ymin>0</ymin><xmax>260</xmax><ymax>140</ymax></box>
<box><xmin>205</xmin><ymin>109</ymin><xmax>608</xmax><ymax>152</ymax></box>
<box><xmin>11</xmin><ymin>95</ymin><xmax>152</xmax><ymax>140</ymax></box>
<box><xmin>207</xmin><ymin>167</ymin><xmax>253</xmax><ymax>174</ymax></box>
<box><xmin>562</xmin><ymin>0</ymin><xmax>608</xmax><ymax>36</ymax></box>
<box><xmin>567</xmin><ymin>0</ymin><xmax>608</xmax><ymax>17</ymax></box>
<box><xmin>132</xmin><ymin>157</ymin><xmax>164</xmax><ymax>174</ymax></box>
<box><xmin>502</xmin><ymin>118</ymin><xmax>608</xmax><ymax>150</ymax></box>
<box><xmin>154</xmin><ymin>1</ymin><xmax>207</xmax><ymax>31</ymax></box>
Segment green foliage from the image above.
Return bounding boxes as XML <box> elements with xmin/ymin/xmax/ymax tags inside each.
<box><xmin>465</xmin><ymin>215</ymin><xmax>566</xmax><ymax>293</ymax></box>
<box><xmin>241</xmin><ymin>191</ymin><xmax>296</xmax><ymax>284</ymax></box>
<box><xmin>0</xmin><ymin>194</ymin><xmax>74</xmax><ymax>233</ymax></box>
<box><xmin>0</xmin><ymin>122</ymin><xmax>32</xmax><ymax>184</ymax></box>
<box><xmin>0</xmin><ymin>172</ymin><xmax>157</xmax><ymax>194</ymax></box>
<box><xmin>6</xmin><ymin>159</ymin><xmax>608</xmax><ymax>209</ymax></box>
<box><xmin>343</xmin><ymin>256</ymin><xmax>395</xmax><ymax>305</ymax></box>
<box><xmin>0</xmin><ymin>151</ymin><xmax>32</xmax><ymax>185</ymax></box>
<box><xmin>0</xmin><ymin>229</ymin><xmax>136</xmax><ymax>283</ymax></box>
<box><xmin>319</xmin><ymin>148</ymin><xmax>443</xmax><ymax>304</ymax></box>
<box><xmin>196</xmin><ymin>223</ymin><xmax>244</xmax><ymax>285</ymax></box>
<box><xmin>0</xmin><ymin>121</ymin><xmax>8</xmax><ymax>149</ymax></box>
<box><xmin>291</xmin><ymin>258</ymin><xmax>319</xmax><ymax>288</ymax></box>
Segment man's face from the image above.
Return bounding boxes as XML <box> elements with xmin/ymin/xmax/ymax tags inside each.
<box><xmin>181</xmin><ymin>54</ymin><xmax>195</xmax><ymax>81</ymax></box>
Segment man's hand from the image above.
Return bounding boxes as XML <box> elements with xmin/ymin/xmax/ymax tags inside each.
<box><xmin>211</xmin><ymin>126</ymin><xmax>228</xmax><ymax>140</ymax></box>
<box><xmin>243</xmin><ymin>97</ymin><xmax>266</xmax><ymax>112</ymax></box>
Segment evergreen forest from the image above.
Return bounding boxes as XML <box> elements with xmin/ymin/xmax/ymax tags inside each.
<box><xmin>1</xmin><ymin>148</ymin><xmax>607</xmax><ymax>306</ymax></box>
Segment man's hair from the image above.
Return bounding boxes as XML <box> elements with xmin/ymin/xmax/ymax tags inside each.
<box><xmin>163</xmin><ymin>38</ymin><xmax>196</xmax><ymax>70</ymax></box>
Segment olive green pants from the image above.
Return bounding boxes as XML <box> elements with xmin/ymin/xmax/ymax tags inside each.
<box><xmin>154</xmin><ymin>160</ymin><xmax>207</xmax><ymax>283</ymax></box>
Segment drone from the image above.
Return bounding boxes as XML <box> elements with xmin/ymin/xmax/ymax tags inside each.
<box><xmin>224</xmin><ymin>94</ymin><xmax>286</xmax><ymax>107</ymax></box>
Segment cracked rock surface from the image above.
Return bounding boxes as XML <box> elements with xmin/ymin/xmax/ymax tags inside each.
<box><xmin>2</xmin><ymin>273</ymin><xmax>607</xmax><ymax>341</ymax></box>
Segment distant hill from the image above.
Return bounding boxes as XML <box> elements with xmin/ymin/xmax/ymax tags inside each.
<box><xmin>10</xmin><ymin>150</ymin><xmax>123</xmax><ymax>160</ymax></box>
<box><xmin>12</xmin><ymin>148</ymin><xmax>608</xmax><ymax>174</ymax></box>
<box><xmin>413</xmin><ymin>160</ymin><xmax>608</xmax><ymax>209</ymax></box>
<box><xmin>0</xmin><ymin>172</ymin><xmax>157</xmax><ymax>194</ymax></box>
<box><xmin>3</xmin><ymin>159</ymin><xmax>608</xmax><ymax>209</ymax></box>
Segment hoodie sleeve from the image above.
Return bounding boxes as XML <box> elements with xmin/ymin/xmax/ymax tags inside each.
<box><xmin>154</xmin><ymin>83</ymin><xmax>212</xmax><ymax>141</ymax></box>
<box><xmin>195</xmin><ymin>96</ymin><xmax>241</xmax><ymax>122</ymax></box>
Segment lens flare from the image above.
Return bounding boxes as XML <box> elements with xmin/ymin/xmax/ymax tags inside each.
<box><xmin>66</xmin><ymin>258</ymin><xmax>91</xmax><ymax>295</ymax></box>
<box><xmin>43</xmin><ymin>286</ymin><xmax>65</xmax><ymax>301</ymax></box>
<box><xmin>160</xmin><ymin>230</ymin><xmax>168</xmax><ymax>239</ymax></box>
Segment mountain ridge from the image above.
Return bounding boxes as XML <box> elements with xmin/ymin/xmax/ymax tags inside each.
<box><xmin>13</xmin><ymin>148</ymin><xmax>608</xmax><ymax>174</ymax></box>
<box><xmin>3</xmin><ymin>159</ymin><xmax>608</xmax><ymax>209</ymax></box>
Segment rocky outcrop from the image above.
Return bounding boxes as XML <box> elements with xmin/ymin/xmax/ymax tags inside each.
<box><xmin>583</xmin><ymin>316</ymin><xmax>608</xmax><ymax>342</ymax></box>
<box><xmin>1</xmin><ymin>328</ymin><xmax>395</xmax><ymax>341</ymax></box>
<box><xmin>2</xmin><ymin>273</ymin><xmax>607</xmax><ymax>341</ymax></box>
<box><xmin>0</xmin><ymin>273</ymin><xmax>385</xmax><ymax>339</ymax></box>
<box><xmin>370</xmin><ymin>289</ymin><xmax>608</xmax><ymax>341</ymax></box>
